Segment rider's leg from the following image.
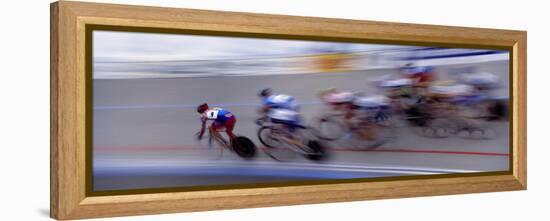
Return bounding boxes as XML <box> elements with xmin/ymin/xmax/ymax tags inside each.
<box><xmin>225</xmin><ymin>117</ymin><xmax>237</xmax><ymax>142</ymax></box>
<box><xmin>209</xmin><ymin>123</ymin><xmax>227</xmax><ymax>146</ymax></box>
<box><xmin>280</xmin><ymin>121</ymin><xmax>308</xmax><ymax>149</ymax></box>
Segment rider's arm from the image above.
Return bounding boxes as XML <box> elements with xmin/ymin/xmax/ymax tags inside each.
<box><xmin>197</xmin><ymin>115</ymin><xmax>207</xmax><ymax>139</ymax></box>
<box><xmin>258</xmin><ymin>105</ymin><xmax>269</xmax><ymax>115</ymax></box>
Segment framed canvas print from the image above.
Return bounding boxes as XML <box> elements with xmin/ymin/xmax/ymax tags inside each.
<box><xmin>50</xmin><ymin>1</ymin><xmax>527</xmax><ymax>220</ymax></box>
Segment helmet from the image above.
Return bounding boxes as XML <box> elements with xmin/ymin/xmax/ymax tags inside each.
<box><xmin>197</xmin><ymin>103</ymin><xmax>209</xmax><ymax>113</ymax></box>
<box><xmin>259</xmin><ymin>88</ymin><xmax>272</xmax><ymax>97</ymax></box>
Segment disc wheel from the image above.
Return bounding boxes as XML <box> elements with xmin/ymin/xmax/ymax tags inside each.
<box><xmin>231</xmin><ymin>136</ymin><xmax>256</xmax><ymax>159</ymax></box>
<box><xmin>304</xmin><ymin>140</ymin><xmax>327</xmax><ymax>161</ymax></box>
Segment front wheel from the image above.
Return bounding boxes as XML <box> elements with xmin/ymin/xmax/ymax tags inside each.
<box><xmin>311</xmin><ymin>115</ymin><xmax>348</xmax><ymax>140</ymax></box>
<box><xmin>349</xmin><ymin>123</ymin><xmax>395</xmax><ymax>150</ymax></box>
<box><xmin>258</xmin><ymin>126</ymin><xmax>296</xmax><ymax>161</ymax></box>
<box><xmin>422</xmin><ymin>118</ymin><xmax>454</xmax><ymax>138</ymax></box>
<box><xmin>258</xmin><ymin>126</ymin><xmax>283</xmax><ymax>148</ymax></box>
<box><xmin>231</xmin><ymin>136</ymin><xmax>256</xmax><ymax>159</ymax></box>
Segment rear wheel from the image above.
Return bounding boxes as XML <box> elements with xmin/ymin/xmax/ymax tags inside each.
<box><xmin>422</xmin><ymin>118</ymin><xmax>453</xmax><ymax>138</ymax></box>
<box><xmin>304</xmin><ymin>140</ymin><xmax>327</xmax><ymax>161</ymax></box>
<box><xmin>231</xmin><ymin>136</ymin><xmax>256</xmax><ymax>159</ymax></box>
<box><xmin>488</xmin><ymin>100</ymin><xmax>507</xmax><ymax>120</ymax></box>
<box><xmin>405</xmin><ymin>106</ymin><xmax>430</xmax><ymax>126</ymax></box>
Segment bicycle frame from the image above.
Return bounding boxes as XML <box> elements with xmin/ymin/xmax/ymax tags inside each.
<box><xmin>207</xmin><ymin>128</ymin><xmax>230</xmax><ymax>155</ymax></box>
<box><xmin>266</xmin><ymin>126</ymin><xmax>315</xmax><ymax>155</ymax></box>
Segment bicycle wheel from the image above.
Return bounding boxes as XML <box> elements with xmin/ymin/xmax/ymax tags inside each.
<box><xmin>369</xmin><ymin>123</ymin><xmax>396</xmax><ymax>150</ymax></box>
<box><xmin>258</xmin><ymin>126</ymin><xmax>296</xmax><ymax>161</ymax></box>
<box><xmin>423</xmin><ymin>118</ymin><xmax>453</xmax><ymax>138</ymax></box>
<box><xmin>231</xmin><ymin>136</ymin><xmax>256</xmax><ymax>159</ymax></box>
<box><xmin>258</xmin><ymin>126</ymin><xmax>282</xmax><ymax>148</ymax></box>
<box><xmin>304</xmin><ymin>140</ymin><xmax>327</xmax><ymax>161</ymax></box>
<box><xmin>349</xmin><ymin>123</ymin><xmax>394</xmax><ymax>150</ymax></box>
<box><xmin>311</xmin><ymin>115</ymin><xmax>348</xmax><ymax>140</ymax></box>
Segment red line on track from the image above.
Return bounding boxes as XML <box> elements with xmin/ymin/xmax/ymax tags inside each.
<box><xmin>366</xmin><ymin>148</ymin><xmax>507</xmax><ymax>156</ymax></box>
<box><xmin>95</xmin><ymin>144</ymin><xmax>509</xmax><ymax>157</ymax></box>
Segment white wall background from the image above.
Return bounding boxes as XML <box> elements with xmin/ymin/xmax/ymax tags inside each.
<box><xmin>0</xmin><ymin>0</ymin><xmax>547</xmax><ymax>220</ymax></box>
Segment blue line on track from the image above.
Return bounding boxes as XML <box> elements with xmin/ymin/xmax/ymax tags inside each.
<box><xmin>94</xmin><ymin>101</ymin><xmax>323</xmax><ymax>110</ymax></box>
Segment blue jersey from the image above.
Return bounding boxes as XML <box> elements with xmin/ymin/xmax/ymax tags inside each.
<box><xmin>202</xmin><ymin>108</ymin><xmax>235</xmax><ymax>124</ymax></box>
<box><xmin>263</xmin><ymin>94</ymin><xmax>298</xmax><ymax>110</ymax></box>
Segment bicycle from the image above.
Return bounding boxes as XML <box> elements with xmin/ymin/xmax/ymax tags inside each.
<box><xmin>256</xmin><ymin>118</ymin><xmax>327</xmax><ymax>162</ymax></box>
<box><xmin>311</xmin><ymin>108</ymin><xmax>395</xmax><ymax>150</ymax></box>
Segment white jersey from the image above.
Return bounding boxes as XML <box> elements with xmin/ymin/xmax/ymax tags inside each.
<box><xmin>324</xmin><ymin>92</ymin><xmax>354</xmax><ymax>103</ymax></box>
<box><xmin>353</xmin><ymin>95</ymin><xmax>391</xmax><ymax>108</ymax></box>
<box><xmin>460</xmin><ymin>72</ymin><xmax>499</xmax><ymax>85</ymax></box>
<box><xmin>264</xmin><ymin>94</ymin><xmax>298</xmax><ymax>110</ymax></box>
<box><xmin>267</xmin><ymin>109</ymin><xmax>299</xmax><ymax>121</ymax></box>
<box><xmin>379</xmin><ymin>78</ymin><xmax>413</xmax><ymax>88</ymax></box>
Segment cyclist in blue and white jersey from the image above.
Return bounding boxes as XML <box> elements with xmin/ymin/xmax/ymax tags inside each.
<box><xmin>259</xmin><ymin>88</ymin><xmax>299</xmax><ymax>111</ymax></box>
<box><xmin>257</xmin><ymin>88</ymin><xmax>301</xmax><ymax>130</ymax></box>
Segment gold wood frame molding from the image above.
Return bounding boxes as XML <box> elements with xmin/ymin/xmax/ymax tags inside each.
<box><xmin>51</xmin><ymin>1</ymin><xmax>526</xmax><ymax>220</ymax></box>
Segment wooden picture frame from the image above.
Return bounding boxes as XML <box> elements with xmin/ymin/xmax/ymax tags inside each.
<box><xmin>50</xmin><ymin>1</ymin><xmax>526</xmax><ymax>220</ymax></box>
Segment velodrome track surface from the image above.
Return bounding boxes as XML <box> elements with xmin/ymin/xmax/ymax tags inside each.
<box><xmin>93</xmin><ymin>61</ymin><xmax>510</xmax><ymax>191</ymax></box>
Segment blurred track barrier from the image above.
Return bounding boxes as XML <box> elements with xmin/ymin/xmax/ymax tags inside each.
<box><xmin>305</xmin><ymin>53</ymin><xmax>357</xmax><ymax>73</ymax></box>
<box><xmin>93</xmin><ymin>47</ymin><xmax>508</xmax><ymax>79</ymax></box>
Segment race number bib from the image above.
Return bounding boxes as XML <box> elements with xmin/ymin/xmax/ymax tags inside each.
<box><xmin>205</xmin><ymin>110</ymin><xmax>219</xmax><ymax>120</ymax></box>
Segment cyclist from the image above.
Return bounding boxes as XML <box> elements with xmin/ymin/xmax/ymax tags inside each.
<box><xmin>257</xmin><ymin>88</ymin><xmax>299</xmax><ymax>123</ymax></box>
<box><xmin>352</xmin><ymin>95</ymin><xmax>392</xmax><ymax>120</ymax></box>
<box><xmin>458</xmin><ymin>72</ymin><xmax>506</xmax><ymax>120</ymax></box>
<box><xmin>400</xmin><ymin>63</ymin><xmax>436</xmax><ymax>88</ymax></box>
<box><xmin>394</xmin><ymin>63</ymin><xmax>437</xmax><ymax>126</ymax></box>
<box><xmin>259</xmin><ymin>88</ymin><xmax>298</xmax><ymax>110</ymax></box>
<box><xmin>378</xmin><ymin>78</ymin><xmax>413</xmax><ymax>98</ymax></box>
<box><xmin>377</xmin><ymin>78</ymin><xmax>415</xmax><ymax>113</ymax></box>
<box><xmin>318</xmin><ymin>87</ymin><xmax>355</xmax><ymax>119</ymax></box>
<box><xmin>196</xmin><ymin>103</ymin><xmax>237</xmax><ymax>145</ymax></box>
<box><xmin>459</xmin><ymin>72</ymin><xmax>499</xmax><ymax>95</ymax></box>
<box><xmin>258</xmin><ymin>89</ymin><xmax>306</xmax><ymax>148</ymax></box>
